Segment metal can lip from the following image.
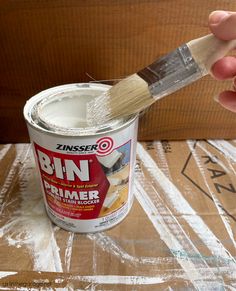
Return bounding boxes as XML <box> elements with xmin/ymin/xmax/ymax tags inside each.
<box><xmin>24</xmin><ymin>83</ymin><xmax>138</xmax><ymax>137</ymax></box>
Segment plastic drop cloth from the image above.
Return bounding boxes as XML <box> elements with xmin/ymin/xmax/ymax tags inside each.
<box><xmin>0</xmin><ymin>140</ymin><xmax>236</xmax><ymax>290</ymax></box>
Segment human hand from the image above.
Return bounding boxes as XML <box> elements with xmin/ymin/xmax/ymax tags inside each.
<box><xmin>209</xmin><ymin>11</ymin><xmax>236</xmax><ymax>112</ymax></box>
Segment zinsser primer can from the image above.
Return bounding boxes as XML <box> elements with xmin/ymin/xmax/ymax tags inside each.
<box><xmin>24</xmin><ymin>83</ymin><xmax>138</xmax><ymax>233</ymax></box>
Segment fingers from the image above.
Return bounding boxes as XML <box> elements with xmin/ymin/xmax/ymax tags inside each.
<box><xmin>209</xmin><ymin>11</ymin><xmax>236</xmax><ymax>80</ymax></box>
<box><xmin>212</xmin><ymin>58</ymin><xmax>236</xmax><ymax>111</ymax></box>
<box><xmin>211</xmin><ymin>56</ymin><xmax>236</xmax><ymax>80</ymax></box>
<box><xmin>209</xmin><ymin>11</ymin><xmax>236</xmax><ymax>112</ymax></box>
<box><xmin>209</xmin><ymin>11</ymin><xmax>236</xmax><ymax>40</ymax></box>
<box><xmin>216</xmin><ymin>90</ymin><xmax>236</xmax><ymax>113</ymax></box>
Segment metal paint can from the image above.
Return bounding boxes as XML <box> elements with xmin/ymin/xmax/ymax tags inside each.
<box><xmin>24</xmin><ymin>83</ymin><xmax>138</xmax><ymax>233</ymax></box>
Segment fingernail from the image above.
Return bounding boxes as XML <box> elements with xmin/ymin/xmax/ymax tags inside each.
<box><xmin>214</xmin><ymin>95</ymin><xmax>220</xmax><ymax>103</ymax></box>
<box><xmin>209</xmin><ymin>11</ymin><xmax>229</xmax><ymax>24</ymax></box>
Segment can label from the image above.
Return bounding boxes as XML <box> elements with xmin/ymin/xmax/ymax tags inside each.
<box><xmin>30</xmin><ymin>125</ymin><xmax>137</xmax><ymax>232</ymax></box>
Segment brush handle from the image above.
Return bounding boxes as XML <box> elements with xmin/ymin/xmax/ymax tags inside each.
<box><xmin>187</xmin><ymin>34</ymin><xmax>236</xmax><ymax>75</ymax></box>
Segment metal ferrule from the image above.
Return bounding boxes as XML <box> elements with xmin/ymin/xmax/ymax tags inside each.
<box><xmin>138</xmin><ymin>44</ymin><xmax>205</xmax><ymax>101</ymax></box>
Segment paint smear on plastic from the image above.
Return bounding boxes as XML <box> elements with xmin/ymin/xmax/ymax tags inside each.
<box><xmin>0</xmin><ymin>145</ymin><xmax>63</xmax><ymax>272</ymax></box>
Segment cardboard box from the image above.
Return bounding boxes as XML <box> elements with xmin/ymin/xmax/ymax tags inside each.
<box><xmin>1</xmin><ymin>0</ymin><xmax>236</xmax><ymax>143</ymax></box>
<box><xmin>0</xmin><ymin>141</ymin><xmax>236</xmax><ymax>289</ymax></box>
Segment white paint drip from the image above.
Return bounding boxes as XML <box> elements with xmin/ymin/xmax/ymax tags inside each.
<box><xmin>65</xmin><ymin>232</ymin><xmax>74</xmax><ymax>272</ymax></box>
<box><xmin>70</xmin><ymin>274</ymin><xmax>232</xmax><ymax>286</ymax></box>
<box><xmin>87</xmin><ymin>232</ymin><xmax>175</xmax><ymax>267</ymax></box>
<box><xmin>71</xmin><ymin>275</ymin><xmax>165</xmax><ymax>285</ymax></box>
<box><xmin>136</xmin><ymin>143</ymin><xmax>236</xmax><ymax>268</ymax></box>
<box><xmin>0</xmin><ymin>144</ymin><xmax>11</xmax><ymax>160</ymax></box>
<box><xmin>0</xmin><ymin>145</ymin><xmax>63</xmax><ymax>272</ymax></box>
<box><xmin>92</xmin><ymin>238</ymin><xmax>97</xmax><ymax>276</ymax></box>
<box><xmin>187</xmin><ymin>141</ymin><xmax>236</xmax><ymax>250</ymax></box>
<box><xmin>0</xmin><ymin>144</ymin><xmax>28</xmax><ymax>214</ymax></box>
<box><xmin>208</xmin><ymin>140</ymin><xmax>236</xmax><ymax>162</ymax></box>
<box><xmin>0</xmin><ymin>271</ymin><xmax>17</xmax><ymax>279</ymax></box>
<box><xmin>154</xmin><ymin>141</ymin><xmax>171</xmax><ymax>178</ymax></box>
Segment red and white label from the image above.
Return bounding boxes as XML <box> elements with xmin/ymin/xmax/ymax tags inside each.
<box><xmin>34</xmin><ymin>143</ymin><xmax>110</xmax><ymax>219</ymax></box>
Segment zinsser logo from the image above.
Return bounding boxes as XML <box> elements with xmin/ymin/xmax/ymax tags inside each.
<box><xmin>56</xmin><ymin>144</ymin><xmax>98</xmax><ymax>152</ymax></box>
<box><xmin>55</xmin><ymin>136</ymin><xmax>114</xmax><ymax>156</ymax></box>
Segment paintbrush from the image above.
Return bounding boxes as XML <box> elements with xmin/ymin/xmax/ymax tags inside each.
<box><xmin>87</xmin><ymin>34</ymin><xmax>236</xmax><ymax>125</ymax></box>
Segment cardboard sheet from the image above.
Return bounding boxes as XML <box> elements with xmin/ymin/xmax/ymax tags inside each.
<box><xmin>0</xmin><ymin>141</ymin><xmax>236</xmax><ymax>290</ymax></box>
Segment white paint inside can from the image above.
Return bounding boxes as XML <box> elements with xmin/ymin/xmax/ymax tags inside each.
<box><xmin>37</xmin><ymin>90</ymin><xmax>99</xmax><ymax>128</ymax></box>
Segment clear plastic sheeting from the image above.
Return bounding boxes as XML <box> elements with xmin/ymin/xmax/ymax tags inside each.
<box><xmin>0</xmin><ymin>141</ymin><xmax>236</xmax><ymax>290</ymax></box>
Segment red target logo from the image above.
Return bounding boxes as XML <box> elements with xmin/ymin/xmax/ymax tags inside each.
<box><xmin>96</xmin><ymin>137</ymin><xmax>114</xmax><ymax>155</ymax></box>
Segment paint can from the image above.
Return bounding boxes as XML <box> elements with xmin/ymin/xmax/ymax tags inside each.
<box><xmin>24</xmin><ymin>83</ymin><xmax>138</xmax><ymax>233</ymax></box>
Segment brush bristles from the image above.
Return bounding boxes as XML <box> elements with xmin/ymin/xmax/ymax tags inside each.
<box><xmin>87</xmin><ymin>74</ymin><xmax>153</xmax><ymax>125</ymax></box>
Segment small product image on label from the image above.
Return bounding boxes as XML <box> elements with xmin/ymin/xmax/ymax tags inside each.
<box><xmin>98</xmin><ymin>141</ymin><xmax>131</xmax><ymax>217</ymax></box>
<box><xmin>34</xmin><ymin>141</ymin><xmax>131</xmax><ymax>221</ymax></box>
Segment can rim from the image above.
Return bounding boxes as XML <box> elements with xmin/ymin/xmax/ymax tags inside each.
<box><xmin>24</xmin><ymin>83</ymin><xmax>138</xmax><ymax>137</ymax></box>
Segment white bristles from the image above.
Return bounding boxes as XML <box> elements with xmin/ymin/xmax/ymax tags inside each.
<box><xmin>86</xmin><ymin>74</ymin><xmax>152</xmax><ymax>125</ymax></box>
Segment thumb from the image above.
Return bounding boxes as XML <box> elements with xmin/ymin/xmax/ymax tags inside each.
<box><xmin>209</xmin><ymin>11</ymin><xmax>236</xmax><ymax>40</ymax></box>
